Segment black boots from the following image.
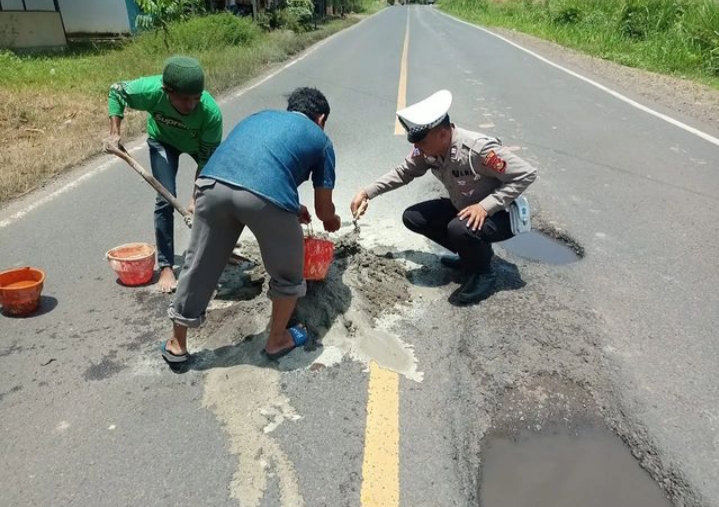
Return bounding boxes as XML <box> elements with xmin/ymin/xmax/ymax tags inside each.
<box><xmin>441</xmin><ymin>255</ymin><xmax>497</xmax><ymax>303</ymax></box>
<box><xmin>457</xmin><ymin>269</ymin><xmax>497</xmax><ymax>304</ymax></box>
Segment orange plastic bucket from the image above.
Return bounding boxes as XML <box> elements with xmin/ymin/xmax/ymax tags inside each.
<box><xmin>303</xmin><ymin>236</ymin><xmax>334</xmax><ymax>281</ymax></box>
<box><xmin>106</xmin><ymin>243</ymin><xmax>156</xmax><ymax>286</ymax></box>
<box><xmin>0</xmin><ymin>266</ymin><xmax>45</xmax><ymax>316</ymax></box>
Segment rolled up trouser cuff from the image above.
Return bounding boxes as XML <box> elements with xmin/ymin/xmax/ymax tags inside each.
<box><xmin>167</xmin><ymin>305</ymin><xmax>205</xmax><ymax>328</ymax></box>
<box><xmin>268</xmin><ymin>279</ymin><xmax>307</xmax><ymax>299</ymax></box>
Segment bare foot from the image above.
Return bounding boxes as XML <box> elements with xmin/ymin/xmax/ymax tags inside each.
<box><xmin>264</xmin><ymin>324</ymin><xmax>304</xmax><ymax>355</ymax></box>
<box><xmin>164</xmin><ymin>338</ymin><xmax>187</xmax><ymax>356</ymax></box>
<box><xmin>157</xmin><ymin>267</ymin><xmax>177</xmax><ymax>293</ymax></box>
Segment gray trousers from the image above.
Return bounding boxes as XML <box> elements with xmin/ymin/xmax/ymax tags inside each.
<box><xmin>169</xmin><ymin>178</ymin><xmax>306</xmax><ymax>328</ymax></box>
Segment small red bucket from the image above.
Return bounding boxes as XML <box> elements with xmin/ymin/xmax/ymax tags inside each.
<box><xmin>303</xmin><ymin>235</ymin><xmax>334</xmax><ymax>281</ymax></box>
<box><xmin>106</xmin><ymin>243</ymin><xmax>156</xmax><ymax>286</ymax></box>
<box><xmin>0</xmin><ymin>266</ymin><xmax>45</xmax><ymax>316</ymax></box>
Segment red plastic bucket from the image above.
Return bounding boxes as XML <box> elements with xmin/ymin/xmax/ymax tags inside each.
<box><xmin>106</xmin><ymin>243</ymin><xmax>156</xmax><ymax>286</ymax></box>
<box><xmin>303</xmin><ymin>237</ymin><xmax>334</xmax><ymax>281</ymax></box>
<box><xmin>0</xmin><ymin>266</ymin><xmax>45</xmax><ymax>316</ymax></box>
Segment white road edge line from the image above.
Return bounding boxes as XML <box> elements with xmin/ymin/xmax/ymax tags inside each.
<box><xmin>438</xmin><ymin>10</ymin><xmax>719</xmax><ymax>148</ymax></box>
<box><xmin>0</xmin><ymin>146</ymin><xmax>142</xmax><ymax>230</ymax></box>
<box><xmin>0</xmin><ymin>13</ymin><xmax>377</xmax><ymax>231</ymax></box>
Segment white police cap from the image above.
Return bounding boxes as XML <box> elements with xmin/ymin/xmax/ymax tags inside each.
<box><xmin>396</xmin><ymin>89</ymin><xmax>452</xmax><ymax>143</ymax></box>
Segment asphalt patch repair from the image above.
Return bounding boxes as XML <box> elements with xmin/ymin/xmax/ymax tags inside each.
<box><xmin>192</xmin><ymin>230</ymin><xmax>413</xmax><ymax>360</ymax></box>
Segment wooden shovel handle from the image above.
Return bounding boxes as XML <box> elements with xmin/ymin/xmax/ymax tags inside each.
<box><xmin>103</xmin><ymin>140</ymin><xmax>193</xmax><ymax>228</ymax></box>
<box><xmin>103</xmin><ymin>139</ymin><xmax>253</xmax><ymax>264</ymax></box>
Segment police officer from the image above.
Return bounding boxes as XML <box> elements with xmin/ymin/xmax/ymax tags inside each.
<box><xmin>350</xmin><ymin>90</ymin><xmax>537</xmax><ymax>304</ymax></box>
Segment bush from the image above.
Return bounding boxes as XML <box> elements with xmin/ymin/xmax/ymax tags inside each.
<box><xmin>135</xmin><ymin>0</ymin><xmax>205</xmax><ymax>31</ymax></box>
<box><xmin>329</xmin><ymin>0</ymin><xmax>370</xmax><ymax>15</ymax></box>
<box><xmin>619</xmin><ymin>0</ymin><xmax>685</xmax><ymax>40</ymax></box>
<box><xmin>254</xmin><ymin>11</ymin><xmax>273</xmax><ymax>32</ymax></box>
<box><xmin>548</xmin><ymin>0</ymin><xmax>584</xmax><ymax>25</ymax></box>
<box><xmin>169</xmin><ymin>13</ymin><xmax>260</xmax><ymax>49</ymax></box>
<box><xmin>682</xmin><ymin>0</ymin><xmax>719</xmax><ymax>74</ymax></box>
<box><xmin>286</xmin><ymin>0</ymin><xmax>315</xmax><ymax>30</ymax></box>
<box><xmin>134</xmin><ymin>12</ymin><xmax>261</xmax><ymax>52</ymax></box>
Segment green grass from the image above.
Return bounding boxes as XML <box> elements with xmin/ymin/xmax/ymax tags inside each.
<box><xmin>437</xmin><ymin>0</ymin><xmax>719</xmax><ymax>89</ymax></box>
<box><xmin>0</xmin><ymin>11</ymin><xmax>371</xmax><ymax>95</ymax></box>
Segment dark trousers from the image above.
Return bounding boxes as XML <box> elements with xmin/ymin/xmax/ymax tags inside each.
<box><xmin>402</xmin><ymin>198</ymin><xmax>514</xmax><ymax>273</ymax></box>
<box><xmin>147</xmin><ymin>139</ymin><xmax>198</xmax><ymax>268</ymax></box>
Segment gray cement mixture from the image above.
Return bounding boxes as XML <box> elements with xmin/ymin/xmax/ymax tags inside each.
<box><xmin>196</xmin><ymin>230</ymin><xmax>412</xmax><ymax>352</ymax></box>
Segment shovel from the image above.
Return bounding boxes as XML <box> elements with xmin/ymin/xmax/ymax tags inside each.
<box><xmin>103</xmin><ymin>139</ymin><xmax>250</xmax><ymax>264</ymax></box>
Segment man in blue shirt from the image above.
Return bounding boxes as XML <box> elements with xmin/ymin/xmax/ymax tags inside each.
<box><xmin>161</xmin><ymin>87</ymin><xmax>341</xmax><ymax>364</ymax></box>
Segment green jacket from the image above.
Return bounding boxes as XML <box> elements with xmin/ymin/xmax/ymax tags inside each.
<box><xmin>108</xmin><ymin>75</ymin><xmax>222</xmax><ymax>170</ymax></box>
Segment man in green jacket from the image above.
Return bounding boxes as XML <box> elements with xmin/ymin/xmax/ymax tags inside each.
<box><xmin>107</xmin><ymin>55</ymin><xmax>223</xmax><ymax>292</ymax></box>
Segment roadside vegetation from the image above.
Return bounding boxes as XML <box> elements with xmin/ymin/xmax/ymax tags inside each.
<box><xmin>0</xmin><ymin>0</ymin><xmax>383</xmax><ymax>204</ymax></box>
<box><xmin>438</xmin><ymin>0</ymin><xmax>719</xmax><ymax>87</ymax></box>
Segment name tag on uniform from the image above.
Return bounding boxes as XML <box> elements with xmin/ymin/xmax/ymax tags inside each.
<box><xmin>509</xmin><ymin>195</ymin><xmax>531</xmax><ymax>235</ymax></box>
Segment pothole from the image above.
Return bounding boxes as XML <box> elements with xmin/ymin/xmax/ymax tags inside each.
<box><xmin>498</xmin><ymin>230</ymin><xmax>581</xmax><ymax>265</ymax></box>
<box><xmin>479</xmin><ymin>377</ymin><xmax>672</xmax><ymax>507</ymax></box>
<box><xmin>480</xmin><ymin>425</ymin><xmax>672</xmax><ymax>507</ymax></box>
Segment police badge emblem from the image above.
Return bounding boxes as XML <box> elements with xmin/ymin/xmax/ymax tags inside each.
<box><xmin>483</xmin><ymin>150</ymin><xmax>506</xmax><ymax>173</ymax></box>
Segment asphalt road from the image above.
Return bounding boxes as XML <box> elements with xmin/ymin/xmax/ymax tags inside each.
<box><xmin>1</xmin><ymin>6</ymin><xmax>718</xmax><ymax>507</ymax></box>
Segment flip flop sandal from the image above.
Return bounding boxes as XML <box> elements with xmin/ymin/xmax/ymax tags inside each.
<box><xmin>160</xmin><ymin>341</ymin><xmax>189</xmax><ymax>363</ymax></box>
<box><xmin>262</xmin><ymin>325</ymin><xmax>309</xmax><ymax>361</ymax></box>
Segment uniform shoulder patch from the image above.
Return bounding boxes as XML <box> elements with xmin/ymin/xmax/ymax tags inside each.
<box><xmin>483</xmin><ymin>150</ymin><xmax>506</xmax><ymax>173</ymax></box>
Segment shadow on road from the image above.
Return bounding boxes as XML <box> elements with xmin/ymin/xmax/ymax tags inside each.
<box><xmin>391</xmin><ymin>248</ymin><xmax>526</xmax><ymax>304</ymax></box>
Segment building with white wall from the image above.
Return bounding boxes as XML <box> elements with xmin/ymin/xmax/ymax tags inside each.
<box><xmin>57</xmin><ymin>0</ymin><xmax>140</xmax><ymax>35</ymax></box>
<box><xmin>0</xmin><ymin>0</ymin><xmax>141</xmax><ymax>50</ymax></box>
<box><xmin>0</xmin><ymin>0</ymin><xmax>66</xmax><ymax>50</ymax></box>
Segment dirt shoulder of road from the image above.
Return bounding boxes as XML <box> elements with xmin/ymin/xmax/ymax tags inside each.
<box><xmin>491</xmin><ymin>26</ymin><xmax>719</xmax><ymax>131</ymax></box>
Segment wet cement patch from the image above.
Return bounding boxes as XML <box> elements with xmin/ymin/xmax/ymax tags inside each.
<box><xmin>480</xmin><ymin>425</ymin><xmax>673</xmax><ymax>507</ymax></box>
<box><xmin>480</xmin><ymin>377</ymin><xmax>672</xmax><ymax>507</ymax></box>
<box><xmin>195</xmin><ymin>231</ymin><xmax>413</xmax><ymax>350</ymax></box>
<box><xmin>83</xmin><ymin>353</ymin><xmax>125</xmax><ymax>381</ymax></box>
<box><xmin>499</xmin><ymin>230</ymin><xmax>581</xmax><ymax>265</ymax></box>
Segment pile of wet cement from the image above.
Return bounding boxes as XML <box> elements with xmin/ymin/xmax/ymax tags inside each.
<box><xmin>197</xmin><ymin>231</ymin><xmax>411</xmax><ymax>348</ymax></box>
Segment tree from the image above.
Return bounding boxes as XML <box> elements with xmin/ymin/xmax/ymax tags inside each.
<box><xmin>287</xmin><ymin>0</ymin><xmax>315</xmax><ymax>28</ymax></box>
<box><xmin>134</xmin><ymin>0</ymin><xmax>205</xmax><ymax>32</ymax></box>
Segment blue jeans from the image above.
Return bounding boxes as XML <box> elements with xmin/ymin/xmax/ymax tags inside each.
<box><xmin>147</xmin><ymin>139</ymin><xmax>194</xmax><ymax>268</ymax></box>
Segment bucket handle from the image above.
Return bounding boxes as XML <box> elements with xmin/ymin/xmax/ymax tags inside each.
<box><xmin>303</xmin><ymin>222</ymin><xmax>315</xmax><ymax>238</ymax></box>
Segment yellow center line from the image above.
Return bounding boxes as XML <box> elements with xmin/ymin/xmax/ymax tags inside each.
<box><xmin>361</xmin><ymin>15</ymin><xmax>409</xmax><ymax>504</ymax></box>
<box><xmin>360</xmin><ymin>361</ymin><xmax>400</xmax><ymax>506</ymax></box>
<box><xmin>394</xmin><ymin>11</ymin><xmax>410</xmax><ymax>136</ymax></box>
